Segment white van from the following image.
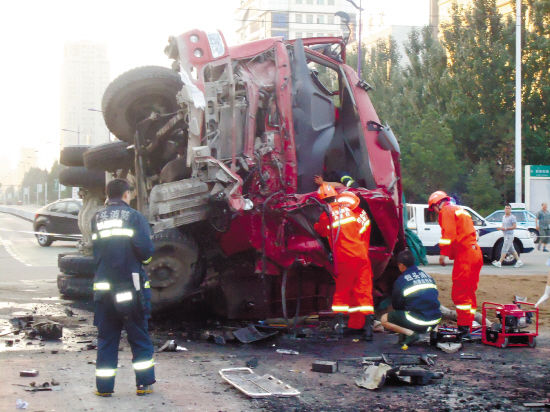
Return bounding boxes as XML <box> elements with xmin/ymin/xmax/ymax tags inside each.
<box><xmin>406</xmin><ymin>204</ymin><xmax>535</xmax><ymax>265</ymax></box>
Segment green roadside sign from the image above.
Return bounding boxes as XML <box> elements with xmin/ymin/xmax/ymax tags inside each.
<box><xmin>530</xmin><ymin>165</ymin><xmax>550</xmax><ymax>177</ymax></box>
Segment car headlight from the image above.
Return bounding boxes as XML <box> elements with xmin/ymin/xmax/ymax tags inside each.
<box><xmin>207</xmin><ymin>32</ymin><xmax>225</xmax><ymax>58</ymax></box>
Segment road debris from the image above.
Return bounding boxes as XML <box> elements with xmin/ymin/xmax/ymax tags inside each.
<box><xmin>19</xmin><ymin>370</ymin><xmax>38</xmax><ymax>377</ymax></box>
<box><xmin>158</xmin><ymin>340</ymin><xmax>177</xmax><ymax>352</ymax></box>
<box><xmin>214</xmin><ymin>335</ymin><xmax>226</xmax><ymax>345</ymax></box>
<box><xmin>276</xmin><ymin>349</ymin><xmax>299</xmax><ymax>355</ymax></box>
<box><xmin>219</xmin><ymin>367</ymin><xmax>300</xmax><ymax>398</ymax></box>
<box><xmin>32</xmin><ymin>321</ymin><xmax>63</xmax><ymax>340</ymax></box>
<box><xmin>233</xmin><ymin>325</ymin><xmax>278</xmax><ymax>343</ymax></box>
<box><xmin>460</xmin><ymin>352</ymin><xmax>481</xmax><ymax>360</ymax></box>
<box><xmin>246</xmin><ymin>357</ymin><xmax>259</xmax><ymax>368</ymax></box>
<box><xmin>436</xmin><ymin>342</ymin><xmax>462</xmax><ymax>353</ymax></box>
<box><xmin>15</xmin><ymin>399</ymin><xmax>28</xmax><ymax>409</ymax></box>
<box><xmin>312</xmin><ymin>360</ymin><xmax>337</xmax><ymax>373</ymax></box>
<box><xmin>355</xmin><ymin>363</ymin><xmax>393</xmax><ymax>390</ymax></box>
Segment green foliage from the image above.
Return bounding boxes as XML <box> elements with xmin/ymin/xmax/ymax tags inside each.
<box><xmin>463</xmin><ymin>163</ymin><xmax>502</xmax><ymax>215</ymax></box>
<box><xmin>349</xmin><ymin>0</ymin><xmax>549</xmax><ymax>206</ymax></box>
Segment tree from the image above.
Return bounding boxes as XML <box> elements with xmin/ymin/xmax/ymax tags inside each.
<box><xmin>401</xmin><ymin>108</ymin><xmax>463</xmax><ymax>202</ymax></box>
<box><xmin>21</xmin><ymin>167</ymin><xmax>48</xmax><ymax>205</ymax></box>
<box><xmin>464</xmin><ymin>162</ymin><xmax>502</xmax><ymax>216</ymax></box>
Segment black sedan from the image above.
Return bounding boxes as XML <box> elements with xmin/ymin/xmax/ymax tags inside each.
<box><xmin>33</xmin><ymin>199</ymin><xmax>82</xmax><ymax>246</ymax></box>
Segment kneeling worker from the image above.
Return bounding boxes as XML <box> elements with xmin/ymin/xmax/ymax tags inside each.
<box><xmin>381</xmin><ymin>249</ymin><xmax>441</xmax><ymax>346</ymax></box>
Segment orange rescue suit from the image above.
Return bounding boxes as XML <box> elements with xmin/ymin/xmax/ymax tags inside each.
<box><xmin>314</xmin><ymin>192</ymin><xmax>374</xmax><ymax>328</ymax></box>
<box><xmin>438</xmin><ymin>202</ymin><xmax>483</xmax><ymax>327</ymax></box>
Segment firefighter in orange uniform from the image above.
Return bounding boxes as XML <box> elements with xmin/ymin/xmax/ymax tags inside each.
<box><xmin>428</xmin><ymin>191</ymin><xmax>483</xmax><ymax>337</ymax></box>
<box><xmin>314</xmin><ymin>184</ymin><xmax>374</xmax><ymax>340</ymax></box>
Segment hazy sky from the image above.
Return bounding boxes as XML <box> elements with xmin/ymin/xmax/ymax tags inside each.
<box><xmin>0</xmin><ymin>0</ymin><xmax>428</xmax><ymax>174</ymax></box>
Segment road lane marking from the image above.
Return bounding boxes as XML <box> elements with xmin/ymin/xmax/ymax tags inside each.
<box><xmin>0</xmin><ymin>238</ymin><xmax>32</xmax><ymax>267</ymax></box>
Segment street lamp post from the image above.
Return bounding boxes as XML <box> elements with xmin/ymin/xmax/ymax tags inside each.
<box><xmin>61</xmin><ymin>127</ymin><xmax>80</xmax><ymax>145</ymax></box>
<box><xmin>514</xmin><ymin>0</ymin><xmax>522</xmax><ymax>203</ymax></box>
<box><xmin>344</xmin><ymin>0</ymin><xmax>363</xmax><ymax>79</ymax></box>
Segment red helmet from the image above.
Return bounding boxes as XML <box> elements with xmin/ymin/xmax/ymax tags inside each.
<box><xmin>428</xmin><ymin>190</ymin><xmax>449</xmax><ymax>210</ymax></box>
<box><xmin>318</xmin><ymin>183</ymin><xmax>337</xmax><ymax>200</ymax></box>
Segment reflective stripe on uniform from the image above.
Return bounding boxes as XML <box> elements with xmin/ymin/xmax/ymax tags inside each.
<box><xmin>359</xmin><ymin>219</ymin><xmax>371</xmax><ymax>234</ymax></box>
<box><xmin>455</xmin><ymin>209</ymin><xmax>469</xmax><ymax>217</ymax></box>
<box><xmin>470</xmin><ymin>308</ymin><xmax>477</xmax><ymax>314</ymax></box>
<box><xmin>93</xmin><ymin>282</ymin><xmax>111</xmax><ymax>291</ymax></box>
<box><xmin>403</xmin><ymin>283</ymin><xmax>437</xmax><ymax>297</ymax></box>
<box><xmin>144</xmin><ymin>281</ymin><xmax>150</xmax><ymax>289</ymax></box>
<box><xmin>332</xmin><ymin>305</ymin><xmax>349</xmax><ymax>312</ymax></box>
<box><xmin>96</xmin><ymin>368</ymin><xmax>117</xmax><ymax>377</ymax></box>
<box><xmin>115</xmin><ymin>291</ymin><xmax>133</xmax><ymax>303</ymax></box>
<box><xmin>456</xmin><ymin>304</ymin><xmax>472</xmax><ymax>311</ymax></box>
<box><xmin>439</xmin><ymin>238</ymin><xmax>452</xmax><ymax>245</ymax></box>
<box><xmin>133</xmin><ymin>359</ymin><xmax>154</xmax><ymax>370</ymax></box>
<box><xmin>98</xmin><ymin>228</ymin><xmax>134</xmax><ymax>238</ymax></box>
<box><xmin>97</xmin><ymin>219</ymin><xmax>123</xmax><ymax>230</ymax></box>
<box><xmin>332</xmin><ymin>217</ymin><xmax>356</xmax><ymax>227</ymax></box>
<box><xmin>348</xmin><ymin>305</ymin><xmax>374</xmax><ymax>313</ymax></box>
<box><xmin>142</xmin><ymin>257</ymin><xmax>152</xmax><ymax>264</ymax></box>
<box><xmin>337</xmin><ymin>196</ymin><xmax>356</xmax><ymax>205</ymax></box>
<box><xmin>405</xmin><ymin>312</ymin><xmax>441</xmax><ymax>326</ymax></box>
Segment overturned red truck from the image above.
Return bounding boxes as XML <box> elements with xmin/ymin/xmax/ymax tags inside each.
<box><xmin>90</xmin><ymin>30</ymin><xmax>405</xmax><ymax>319</ymax></box>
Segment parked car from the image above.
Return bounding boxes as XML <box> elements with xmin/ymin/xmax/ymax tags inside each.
<box><xmin>33</xmin><ymin>199</ymin><xmax>82</xmax><ymax>247</ymax></box>
<box><xmin>485</xmin><ymin>209</ymin><xmax>538</xmax><ymax>242</ymax></box>
<box><xmin>407</xmin><ymin>204</ymin><xmax>535</xmax><ymax>265</ymax></box>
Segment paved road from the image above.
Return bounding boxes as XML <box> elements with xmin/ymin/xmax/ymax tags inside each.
<box><xmin>424</xmin><ymin>248</ymin><xmax>550</xmax><ymax>276</ymax></box>
<box><xmin>0</xmin><ymin>212</ymin><xmax>76</xmax><ymax>301</ymax></box>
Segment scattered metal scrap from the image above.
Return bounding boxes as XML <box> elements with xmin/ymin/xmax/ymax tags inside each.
<box><xmin>356</xmin><ymin>363</ymin><xmax>443</xmax><ymax>390</ymax></box>
<box><xmin>232</xmin><ymin>325</ymin><xmax>278</xmax><ymax>344</ymax></box>
<box><xmin>219</xmin><ymin>368</ymin><xmax>300</xmax><ymax>398</ymax></box>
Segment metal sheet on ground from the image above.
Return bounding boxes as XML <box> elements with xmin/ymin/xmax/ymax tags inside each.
<box><xmin>219</xmin><ymin>367</ymin><xmax>300</xmax><ymax>398</ymax></box>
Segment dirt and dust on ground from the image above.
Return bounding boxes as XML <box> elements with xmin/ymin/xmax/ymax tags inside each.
<box><xmin>1</xmin><ymin>275</ymin><xmax>549</xmax><ymax>411</ymax></box>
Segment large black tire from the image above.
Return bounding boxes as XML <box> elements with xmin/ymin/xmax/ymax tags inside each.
<box><xmin>146</xmin><ymin>229</ymin><xmax>201</xmax><ymax>310</ymax></box>
<box><xmin>102</xmin><ymin>66</ymin><xmax>183</xmax><ymax>142</ymax></box>
<box><xmin>83</xmin><ymin>141</ymin><xmax>133</xmax><ymax>172</ymax></box>
<box><xmin>58</xmin><ymin>254</ymin><xmax>96</xmax><ymax>276</ymax></box>
<box><xmin>59</xmin><ymin>166</ymin><xmax>105</xmax><ymax>189</ymax></box>
<box><xmin>60</xmin><ymin>145</ymin><xmax>91</xmax><ymax>167</ymax></box>
<box><xmin>57</xmin><ymin>273</ymin><xmax>93</xmax><ymax>299</ymax></box>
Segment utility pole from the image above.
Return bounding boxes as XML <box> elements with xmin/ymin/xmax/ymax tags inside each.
<box><xmin>45</xmin><ymin>182</ymin><xmax>47</xmax><ymax>205</ymax></box>
<box><xmin>514</xmin><ymin>0</ymin><xmax>522</xmax><ymax>203</ymax></box>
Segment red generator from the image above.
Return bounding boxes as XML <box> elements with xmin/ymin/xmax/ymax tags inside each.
<box><xmin>482</xmin><ymin>301</ymin><xmax>538</xmax><ymax>348</ymax></box>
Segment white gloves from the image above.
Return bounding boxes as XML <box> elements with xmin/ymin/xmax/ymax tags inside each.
<box><xmin>535</xmin><ymin>285</ymin><xmax>550</xmax><ymax>308</ymax></box>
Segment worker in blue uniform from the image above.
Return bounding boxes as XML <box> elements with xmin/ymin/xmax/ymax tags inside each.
<box><xmin>380</xmin><ymin>249</ymin><xmax>442</xmax><ymax>347</ymax></box>
<box><xmin>92</xmin><ymin>179</ymin><xmax>155</xmax><ymax>397</ymax></box>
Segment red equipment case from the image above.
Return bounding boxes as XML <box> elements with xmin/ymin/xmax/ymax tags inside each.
<box><xmin>481</xmin><ymin>301</ymin><xmax>538</xmax><ymax>348</ymax></box>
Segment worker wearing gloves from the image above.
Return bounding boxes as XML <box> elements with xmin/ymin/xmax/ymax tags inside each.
<box><xmin>314</xmin><ymin>183</ymin><xmax>374</xmax><ymax>341</ymax></box>
<box><xmin>535</xmin><ymin>258</ymin><xmax>550</xmax><ymax>308</ymax></box>
<box><xmin>92</xmin><ymin>179</ymin><xmax>156</xmax><ymax>397</ymax></box>
<box><xmin>381</xmin><ymin>249</ymin><xmax>441</xmax><ymax>346</ymax></box>
<box><xmin>428</xmin><ymin>190</ymin><xmax>483</xmax><ymax>337</ymax></box>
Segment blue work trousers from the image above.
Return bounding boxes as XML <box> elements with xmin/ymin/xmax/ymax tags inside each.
<box><xmin>94</xmin><ymin>295</ymin><xmax>155</xmax><ymax>393</ymax></box>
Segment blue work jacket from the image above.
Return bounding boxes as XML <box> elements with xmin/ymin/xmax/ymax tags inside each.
<box><xmin>91</xmin><ymin>199</ymin><xmax>154</xmax><ymax>294</ymax></box>
<box><xmin>391</xmin><ymin>265</ymin><xmax>441</xmax><ymax>321</ymax></box>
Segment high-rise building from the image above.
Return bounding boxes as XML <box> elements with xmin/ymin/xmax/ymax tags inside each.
<box><xmin>363</xmin><ymin>25</ymin><xmax>422</xmax><ymax>67</ymax></box>
<box><xmin>60</xmin><ymin>41</ymin><xmax>110</xmax><ymax>147</ymax></box>
<box><xmin>235</xmin><ymin>0</ymin><xmax>359</xmax><ymax>43</ymax></box>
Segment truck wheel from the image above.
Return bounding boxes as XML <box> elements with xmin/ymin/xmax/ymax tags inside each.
<box><xmin>59</xmin><ymin>166</ymin><xmax>105</xmax><ymax>189</ymax></box>
<box><xmin>60</xmin><ymin>145</ymin><xmax>91</xmax><ymax>167</ymax></box>
<box><xmin>159</xmin><ymin>157</ymin><xmax>192</xmax><ymax>183</ymax></box>
<box><xmin>147</xmin><ymin>229</ymin><xmax>202</xmax><ymax>311</ymax></box>
<box><xmin>57</xmin><ymin>273</ymin><xmax>93</xmax><ymax>300</ymax></box>
<box><xmin>58</xmin><ymin>254</ymin><xmax>95</xmax><ymax>276</ymax></box>
<box><xmin>83</xmin><ymin>141</ymin><xmax>133</xmax><ymax>172</ymax></box>
<box><xmin>492</xmin><ymin>239</ymin><xmax>520</xmax><ymax>266</ymax></box>
<box><xmin>102</xmin><ymin>66</ymin><xmax>183</xmax><ymax>142</ymax></box>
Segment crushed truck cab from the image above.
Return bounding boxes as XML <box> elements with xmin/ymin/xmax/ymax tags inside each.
<box><xmin>100</xmin><ymin>29</ymin><xmax>405</xmax><ymax>318</ymax></box>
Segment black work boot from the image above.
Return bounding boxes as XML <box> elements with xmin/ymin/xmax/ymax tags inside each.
<box><xmin>334</xmin><ymin>313</ymin><xmax>345</xmax><ymax>336</ymax></box>
<box><xmin>457</xmin><ymin>325</ymin><xmax>471</xmax><ymax>341</ymax></box>
<box><xmin>364</xmin><ymin>315</ymin><xmax>373</xmax><ymax>341</ymax></box>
